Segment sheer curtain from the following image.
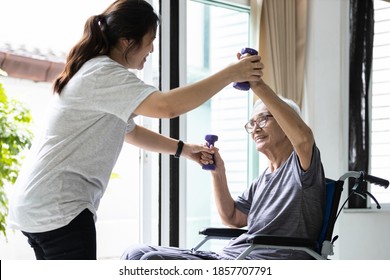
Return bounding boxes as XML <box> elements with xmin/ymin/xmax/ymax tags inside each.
<box><xmin>252</xmin><ymin>0</ymin><xmax>308</xmax><ymax>108</ymax></box>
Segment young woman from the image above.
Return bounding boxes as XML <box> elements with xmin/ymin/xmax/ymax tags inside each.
<box><xmin>8</xmin><ymin>0</ymin><xmax>262</xmax><ymax>260</ymax></box>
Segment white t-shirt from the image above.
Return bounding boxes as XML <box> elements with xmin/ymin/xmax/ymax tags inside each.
<box><xmin>8</xmin><ymin>56</ymin><xmax>157</xmax><ymax>233</ymax></box>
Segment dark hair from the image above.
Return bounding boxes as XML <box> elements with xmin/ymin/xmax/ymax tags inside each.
<box><xmin>53</xmin><ymin>0</ymin><xmax>159</xmax><ymax>94</ymax></box>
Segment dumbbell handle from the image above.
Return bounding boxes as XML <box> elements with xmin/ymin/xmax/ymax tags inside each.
<box><xmin>202</xmin><ymin>134</ymin><xmax>218</xmax><ymax>170</ymax></box>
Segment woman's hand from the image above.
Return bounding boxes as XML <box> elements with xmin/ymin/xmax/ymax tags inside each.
<box><xmin>227</xmin><ymin>54</ymin><xmax>263</xmax><ymax>83</ymax></box>
<box><xmin>198</xmin><ymin>144</ymin><xmax>225</xmax><ymax>173</ymax></box>
<box><xmin>181</xmin><ymin>143</ymin><xmax>214</xmax><ymax>166</ymax></box>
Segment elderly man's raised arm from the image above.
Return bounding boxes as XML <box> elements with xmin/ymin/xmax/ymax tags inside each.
<box><xmin>250</xmin><ymin>80</ymin><xmax>315</xmax><ymax>171</ymax></box>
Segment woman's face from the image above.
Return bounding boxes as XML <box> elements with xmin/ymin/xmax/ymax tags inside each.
<box><xmin>124</xmin><ymin>30</ymin><xmax>156</xmax><ymax>70</ymax></box>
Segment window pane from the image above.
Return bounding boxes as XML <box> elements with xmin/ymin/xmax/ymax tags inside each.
<box><xmin>371</xmin><ymin>0</ymin><xmax>390</xmax><ymax>204</ymax></box>
<box><xmin>185</xmin><ymin>0</ymin><xmax>250</xmax><ymax>249</ymax></box>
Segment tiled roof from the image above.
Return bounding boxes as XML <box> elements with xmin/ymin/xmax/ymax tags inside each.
<box><xmin>0</xmin><ymin>43</ymin><xmax>66</xmax><ymax>82</ymax></box>
<box><xmin>0</xmin><ymin>43</ymin><xmax>66</xmax><ymax>63</ymax></box>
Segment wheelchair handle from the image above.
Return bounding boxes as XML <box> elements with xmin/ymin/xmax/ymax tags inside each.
<box><xmin>363</xmin><ymin>173</ymin><xmax>389</xmax><ymax>188</ymax></box>
<box><xmin>339</xmin><ymin>171</ymin><xmax>389</xmax><ymax>188</ymax></box>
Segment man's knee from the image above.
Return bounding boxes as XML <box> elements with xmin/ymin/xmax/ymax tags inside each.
<box><xmin>140</xmin><ymin>251</ymin><xmax>165</xmax><ymax>260</ymax></box>
<box><xmin>121</xmin><ymin>244</ymin><xmax>153</xmax><ymax>260</ymax></box>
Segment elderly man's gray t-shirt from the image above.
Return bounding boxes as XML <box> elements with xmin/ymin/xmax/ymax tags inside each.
<box><xmin>221</xmin><ymin>145</ymin><xmax>326</xmax><ymax>259</ymax></box>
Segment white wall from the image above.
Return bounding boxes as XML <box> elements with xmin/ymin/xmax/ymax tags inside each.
<box><xmin>306</xmin><ymin>0</ymin><xmax>390</xmax><ymax>260</ymax></box>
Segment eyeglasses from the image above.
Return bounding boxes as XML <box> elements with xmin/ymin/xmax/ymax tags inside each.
<box><xmin>244</xmin><ymin>114</ymin><xmax>273</xmax><ymax>134</ymax></box>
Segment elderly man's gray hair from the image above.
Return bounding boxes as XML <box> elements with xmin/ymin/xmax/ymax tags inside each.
<box><xmin>253</xmin><ymin>96</ymin><xmax>301</xmax><ymax>116</ymax></box>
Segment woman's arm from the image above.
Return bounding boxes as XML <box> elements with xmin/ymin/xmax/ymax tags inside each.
<box><xmin>125</xmin><ymin>125</ymin><xmax>212</xmax><ymax>164</ymax></box>
<box><xmin>134</xmin><ymin>55</ymin><xmax>262</xmax><ymax>118</ymax></box>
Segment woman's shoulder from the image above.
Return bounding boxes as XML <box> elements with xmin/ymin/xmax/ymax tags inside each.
<box><xmin>84</xmin><ymin>55</ymin><xmax>126</xmax><ymax>71</ymax></box>
<box><xmin>79</xmin><ymin>56</ymin><xmax>136</xmax><ymax>82</ymax></box>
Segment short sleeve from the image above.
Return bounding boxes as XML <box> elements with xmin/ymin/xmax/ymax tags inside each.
<box><xmin>234</xmin><ymin>177</ymin><xmax>261</xmax><ymax>215</ymax></box>
<box><xmin>125</xmin><ymin>118</ymin><xmax>136</xmax><ymax>133</ymax></box>
<box><xmin>93</xmin><ymin>68</ymin><xmax>157</xmax><ymax>122</ymax></box>
<box><xmin>72</xmin><ymin>57</ymin><xmax>158</xmax><ymax>123</ymax></box>
<box><xmin>294</xmin><ymin>143</ymin><xmax>325</xmax><ymax>188</ymax></box>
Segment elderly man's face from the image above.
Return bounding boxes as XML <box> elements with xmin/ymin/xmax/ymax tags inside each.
<box><xmin>250</xmin><ymin>102</ymin><xmax>287</xmax><ymax>153</ymax></box>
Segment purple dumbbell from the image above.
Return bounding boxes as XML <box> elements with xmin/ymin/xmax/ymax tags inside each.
<box><xmin>233</xmin><ymin>47</ymin><xmax>259</xmax><ymax>91</ymax></box>
<box><xmin>202</xmin><ymin>134</ymin><xmax>219</xmax><ymax>170</ymax></box>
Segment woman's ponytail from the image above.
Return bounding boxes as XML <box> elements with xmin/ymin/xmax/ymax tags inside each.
<box><xmin>52</xmin><ymin>0</ymin><xmax>159</xmax><ymax>95</ymax></box>
<box><xmin>53</xmin><ymin>14</ymin><xmax>110</xmax><ymax>94</ymax></box>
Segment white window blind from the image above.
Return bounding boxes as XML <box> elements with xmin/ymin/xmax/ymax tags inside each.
<box><xmin>371</xmin><ymin>0</ymin><xmax>390</xmax><ymax>204</ymax></box>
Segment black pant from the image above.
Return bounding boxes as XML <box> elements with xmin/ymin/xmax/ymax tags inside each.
<box><xmin>22</xmin><ymin>209</ymin><xmax>96</xmax><ymax>260</ymax></box>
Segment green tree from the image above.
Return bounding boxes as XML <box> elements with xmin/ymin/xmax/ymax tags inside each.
<box><xmin>0</xmin><ymin>82</ymin><xmax>33</xmax><ymax>238</ymax></box>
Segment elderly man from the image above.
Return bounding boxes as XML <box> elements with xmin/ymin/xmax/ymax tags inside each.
<box><xmin>122</xmin><ymin>79</ymin><xmax>326</xmax><ymax>260</ymax></box>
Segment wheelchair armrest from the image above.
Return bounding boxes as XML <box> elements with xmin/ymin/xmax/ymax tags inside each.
<box><xmin>199</xmin><ymin>227</ymin><xmax>248</xmax><ymax>238</ymax></box>
<box><xmin>193</xmin><ymin>227</ymin><xmax>248</xmax><ymax>251</ymax></box>
<box><xmin>246</xmin><ymin>234</ymin><xmax>317</xmax><ymax>249</ymax></box>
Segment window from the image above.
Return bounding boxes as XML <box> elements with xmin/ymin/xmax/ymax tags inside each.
<box><xmin>185</xmin><ymin>0</ymin><xmax>252</xmax><ymax>249</ymax></box>
<box><xmin>370</xmin><ymin>0</ymin><xmax>390</xmax><ymax>205</ymax></box>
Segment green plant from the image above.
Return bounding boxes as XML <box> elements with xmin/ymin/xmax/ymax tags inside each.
<box><xmin>0</xmin><ymin>82</ymin><xmax>33</xmax><ymax>238</ymax></box>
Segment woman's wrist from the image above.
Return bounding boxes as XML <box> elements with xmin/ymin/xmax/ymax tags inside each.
<box><xmin>174</xmin><ymin>140</ymin><xmax>184</xmax><ymax>158</ymax></box>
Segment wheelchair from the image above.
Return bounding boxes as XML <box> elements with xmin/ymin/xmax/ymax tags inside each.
<box><xmin>192</xmin><ymin>171</ymin><xmax>389</xmax><ymax>260</ymax></box>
